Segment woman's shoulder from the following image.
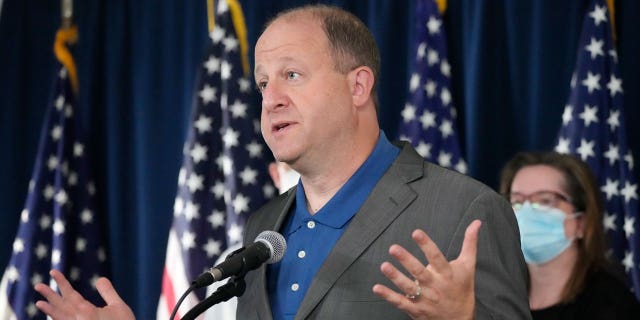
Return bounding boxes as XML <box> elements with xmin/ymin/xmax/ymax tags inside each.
<box><xmin>577</xmin><ymin>266</ymin><xmax>640</xmax><ymax>318</ymax></box>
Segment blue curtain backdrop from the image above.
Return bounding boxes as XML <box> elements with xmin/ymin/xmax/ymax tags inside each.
<box><xmin>0</xmin><ymin>0</ymin><xmax>638</xmax><ymax>318</ymax></box>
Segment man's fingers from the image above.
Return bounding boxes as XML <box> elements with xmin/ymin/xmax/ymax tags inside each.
<box><xmin>459</xmin><ymin>220</ymin><xmax>481</xmax><ymax>267</ymax></box>
<box><xmin>51</xmin><ymin>269</ymin><xmax>90</xmax><ymax>305</ymax></box>
<box><xmin>95</xmin><ymin>277</ymin><xmax>125</xmax><ymax>306</ymax></box>
<box><xmin>412</xmin><ymin>229</ymin><xmax>450</xmax><ymax>273</ymax></box>
<box><xmin>388</xmin><ymin>244</ymin><xmax>427</xmax><ymax>277</ymax></box>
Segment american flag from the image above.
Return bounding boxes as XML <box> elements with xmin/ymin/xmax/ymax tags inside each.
<box><xmin>0</xmin><ymin>26</ymin><xmax>109</xmax><ymax>319</ymax></box>
<box><xmin>398</xmin><ymin>0</ymin><xmax>466</xmax><ymax>174</ymax></box>
<box><xmin>156</xmin><ymin>0</ymin><xmax>273</xmax><ymax>318</ymax></box>
<box><xmin>555</xmin><ymin>0</ymin><xmax>639</xmax><ymax>299</ymax></box>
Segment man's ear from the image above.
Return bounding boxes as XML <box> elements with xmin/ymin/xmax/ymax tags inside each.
<box><xmin>349</xmin><ymin>66</ymin><xmax>375</xmax><ymax>107</ymax></box>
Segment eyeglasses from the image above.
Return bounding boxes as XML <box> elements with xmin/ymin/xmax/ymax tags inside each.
<box><xmin>506</xmin><ymin>190</ymin><xmax>572</xmax><ymax>210</ymax></box>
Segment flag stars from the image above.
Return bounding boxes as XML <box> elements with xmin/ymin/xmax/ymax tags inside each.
<box><xmin>238</xmin><ymin>78</ymin><xmax>252</xmax><ymax>92</ymax></box>
<box><xmin>578</xmin><ymin>105</ymin><xmax>598</xmax><ymax>127</ymax></box>
<box><xmin>6</xmin><ymin>266</ymin><xmax>19</xmax><ymax>283</ymax></box>
<box><xmin>439</xmin><ymin>119</ymin><xmax>453</xmax><ymax>138</ymax></box>
<box><xmin>55</xmin><ymin>95</ymin><xmax>65</xmax><ymax>110</ymax></box>
<box><xmin>208</xmin><ymin>210</ymin><xmax>225</xmax><ymax>228</ymax></box>
<box><xmin>69</xmin><ymin>267</ymin><xmax>81</xmax><ymax>281</ymax></box>
<box><xmin>194</xmin><ymin>115</ymin><xmax>213</xmax><ymax>134</ymax></box>
<box><xmin>223</xmin><ymin>37</ymin><xmax>239</xmax><ymax>52</ymax></box>
<box><xmin>13</xmin><ymin>239</ymin><xmax>24</xmax><ymax>254</ymax></box>
<box><xmin>230</xmin><ymin>100</ymin><xmax>248</xmax><ymax>118</ymax></box>
<box><xmin>52</xmin><ymin>249</ymin><xmax>62</xmax><ymax>265</ymax></box>
<box><xmin>415</xmin><ymin>142</ymin><xmax>432</xmax><ymax>158</ymax></box>
<box><xmin>420</xmin><ymin>110</ymin><xmax>436</xmax><ymax>129</ymax></box>
<box><xmin>173</xmin><ymin>197</ymin><xmax>184</xmax><ymax>216</ymax></box>
<box><xmin>51</xmin><ymin>125</ymin><xmax>63</xmax><ymax>141</ymax></box>
<box><xmin>228</xmin><ymin>223</ymin><xmax>243</xmax><ymax>244</ymax></box>
<box><xmin>81</xmin><ymin>209</ymin><xmax>94</xmax><ymax>224</ymax></box>
<box><xmin>576</xmin><ymin>139</ymin><xmax>595</xmax><ymax>161</ymax></box>
<box><xmin>186</xmin><ymin>173</ymin><xmax>204</xmax><ymax>192</ymax></box>
<box><xmin>623</xmin><ymin>216</ymin><xmax>635</xmax><ymax>239</ymax></box>
<box><xmin>52</xmin><ymin>219</ymin><xmax>66</xmax><ymax>236</ymax></box>
<box><xmin>603</xmin><ymin>212</ymin><xmax>617</xmax><ymax>231</ymax></box>
<box><xmin>233</xmin><ymin>193</ymin><xmax>250</xmax><ymax>214</ymax></box>
<box><xmin>47</xmin><ymin>156</ymin><xmax>59</xmax><ymax>170</ymax></box>
<box><xmin>246</xmin><ymin>141</ymin><xmax>264</xmax><ymax>158</ymax></box>
<box><xmin>21</xmin><ymin>209</ymin><xmax>29</xmax><ymax>223</ymax></box>
<box><xmin>26</xmin><ymin>303</ymin><xmax>38</xmax><ymax>318</ymax></box>
<box><xmin>440</xmin><ymin>60</ymin><xmax>451</xmax><ymax>77</ymax></box>
<box><xmin>624</xmin><ymin>151</ymin><xmax>634</xmax><ymax>170</ymax></box>
<box><xmin>581</xmin><ymin>72</ymin><xmax>601</xmax><ymax>93</ymax></box>
<box><xmin>426</xmin><ymin>16</ymin><xmax>442</xmax><ymax>34</ymax></box>
<box><xmin>76</xmin><ymin>238</ymin><xmax>87</xmax><ymax>252</ymax></box>
<box><xmin>622</xmin><ymin>251</ymin><xmax>634</xmax><ymax>272</ymax></box>
<box><xmin>409</xmin><ymin>73</ymin><xmax>421</xmax><ymax>92</ymax></box>
<box><xmin>604</xmin><ymin>144</ymin><xmax>620</xmax><ymax>165</ymax></box>
<box><xmin>73</xmin><ymin>143</ymin><xmax>85</xmax><ymax>157</ymax></box>
<box><xmin>601</xmin><ymin>179</ymin><xmax>620</xmax><ymax>200</ymax></box>
<box><xmin>437</xmin><ymin>151</ymin><xmax>452</xmax><ymax>167</ymax></box>
<box><xmin>204</xmin><ymin>55</ymin><xmax>220</xmax><ymax>74</ymax></box>
<box><xmin>584</xmin><ymin>37</ymin><xmax>604</xmax><ymax>59</ymax></box>
<box><xmin>424</xmin><ymin>81</ymin><xmax>437</xmax><ymax>97</ymax></box>
<box><xmin>239</xmin><ymin>167</ymin><xmax>258</xmax><ymax>185</ymax></box>
<box><xmin>427</xmin><ymin>49</ymin><xmax>439</xmax><ymax>66</ymax></box>
<box><xmin>417</xmin><ymin>42</ymin><xmax>427</xmax><ymax>59</ymax></box>
<box><xmin>562</xmin><ymin>105</ymin><xmax>573</xmax><ymax>125</ymax></box>
<box><xmin>607</xmin><ymin>110</ymin><xmax>620</xmax><ymax>132</ymax></box>
<box><xmin>440</xmin><ymin>88</ymin><xmax>451</xmax><ymax>106</ymax></box>
<box><xmin>606</xmin><ymin>75</ymin><xmax>623</xmax><ymax>97</ymax></box>
<box><xmin>39</xmin><ymin>215</ymin><xmax>52</xmax><ymax>230</ymax></box>
<box><xmin>184</xmin><ymin>201</ymin><xmax>200</xmax><ymax>221</ymax></box>
<box><xmin>221</xmin><ymin>60</ymin><xmax>233</xmax><ymax>80</ymax></box>
<box><xmin>222</xmin><ymin>128</ymin><xmax>240</xmax><ymax>148</ymax></box>
<box><xmin>190</xmin><ymin>143</ymin><xmax>208</xmax><ymax>163</ymax></box>
<box><xmin>203</xmin><ymin>239</ymin><xmax>222</xmax><ymax>257</ymax></box>
<box><xmin>55</xmin><ymin>189</ymin><xmax>68</xmax><ymax>206</ymax></box>
<box><xmin>401</xmin><ymin>104</ymin><xmax>417</xmax><ymax>122</ymax></box>
<box><xmin>620</xmin><ymin>181</ymin><xmax>638</xmax><ymax>203</ymax></box>
<box><xmin>199</xmin><ymin>84</ymin><xmax>217</xmax><ymax>104</ymax></box>
<box><xmin>211</xmin><ymin>181</ymin><xmax>225</xmax><ymax>199</ymax></box>
<box><xmin>43</xmin><ymin>185</ymin><xmax>55</xmax><ymax>200</ymax></box>
<box><xmin>210</xmin><ymin>27</ymin><xmax>225</xmax><ymax>43</ymax></box>
<box><xmin>35</xmin><ymin>243</ymin><xmax>48</xmax><ymax>259</ymax></box>
<box><xmin>98</xmin><ymin>247</ymin><xmax>107</xmax><ymax>262</ymax></box>
<box><xmin>455</xmin><ymin>160</ymin><xmax>468</xmax><ymax>174</ymax></box>
<box><xmin>31</xmin><ymin>273</ymin><xmax>43</xmax><ymax>287</ymax></box>
<box><xmin>181</xmin><ymin>231</ymin><xmax>196</xmax><ymax>250</ymax></box>
<box><xmin>589</xmin><ymin>4</ymin><xmax>607</xmax><ymax>26</ymax></box>
<box><xmin>555</xmin><ymin>138</ymin><xmax>571</xmax><ymax>154</ymax></box>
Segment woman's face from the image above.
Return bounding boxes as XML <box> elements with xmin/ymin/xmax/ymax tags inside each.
<box><xmin>510</xmin><ymin>165</ymin><xmax>584</xmax><ymax>240</ymax></box>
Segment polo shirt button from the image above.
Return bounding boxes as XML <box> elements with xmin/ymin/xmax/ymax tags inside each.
<box><xmin>307</xmin><ymin>221</ymin><xmax>315</xmax><ymax>229</ymax></box>
<box><xmin>298</xmin><ymin>250</ymin><xmax>306</xmax><ymax>258</ymax></box>
<box><xmin>291</xmin><ymin>283</ymin><xmax>300</xmax><ymax>291</ymax></box>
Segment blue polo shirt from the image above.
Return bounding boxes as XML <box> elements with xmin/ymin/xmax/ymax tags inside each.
<box><xmin>267</xmin><ymin>131</ymin><xmax>400</xmax><ymax>319</ymax></box>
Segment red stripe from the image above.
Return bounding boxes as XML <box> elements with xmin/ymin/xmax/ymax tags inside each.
<box><xmin>161</xmin><ymin>267</ymin><xmax>178</xmax><ymax>319</ymax></box>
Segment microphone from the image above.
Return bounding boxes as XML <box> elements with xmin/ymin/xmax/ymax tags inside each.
<box><xmin>191</xmin><ymin>231</ymin><xmax>286</xmax><ymax>289</ymax></box>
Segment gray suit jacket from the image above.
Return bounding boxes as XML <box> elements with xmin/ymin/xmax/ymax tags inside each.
<box><xmin>237</xmin><ymin>142</ymin><xmax>531</xmax><ymax>319</ymax></box>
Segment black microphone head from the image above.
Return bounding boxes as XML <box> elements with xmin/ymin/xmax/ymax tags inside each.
<box><xmin>255</xmin><ymin>231</ymin><xmax>286</xmax><ymax>264</ymax></box>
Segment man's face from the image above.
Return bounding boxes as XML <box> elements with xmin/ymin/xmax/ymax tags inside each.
<box><xmin>254</xmin><ymin>15</ymin><xmax>355</xmax><ymax>170</ymax></box>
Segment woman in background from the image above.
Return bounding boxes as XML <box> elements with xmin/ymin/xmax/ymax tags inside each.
<box><xmin>499</xmin><ymin>151</ymin><xmax>639</xmax><ymax>319</ymax></box>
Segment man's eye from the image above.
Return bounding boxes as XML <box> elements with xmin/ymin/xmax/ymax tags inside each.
<box><xmin>257</xmin><ymin>82</ymin><xmax>267</xmax><ymax>92</ymax></box>
<box><xmin>287</xmin><ymin>72</ymin><xmax>300</xmax><ymax>80</ymax></box>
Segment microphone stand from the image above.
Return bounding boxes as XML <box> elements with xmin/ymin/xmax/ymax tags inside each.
<box><xmin>180</xmin><ymin>275</ymin><xmax>246</xmax><ymax>320</ymax></box>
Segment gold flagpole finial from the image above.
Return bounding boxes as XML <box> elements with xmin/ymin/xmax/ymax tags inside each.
<box><xmin>61</xmin><ymin>0</ymin><xmax>73</xmax><ymax>28</ymax></box>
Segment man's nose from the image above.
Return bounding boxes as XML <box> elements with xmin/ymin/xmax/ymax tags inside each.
<box><xmin>261</xmin><ymin>80</ymin><xmax>287</xmax><ymax>111</ymax></box>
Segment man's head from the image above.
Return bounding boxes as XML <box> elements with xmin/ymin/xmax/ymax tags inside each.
<box><xmin>266</xmin><ymin>5</ymin><xmax>381</xmax><ymax>106</ymax></box>
<box><xmin>255</xmin><ymin>5</ymin><xmax>380</xmax><ymax>174</ymax></box>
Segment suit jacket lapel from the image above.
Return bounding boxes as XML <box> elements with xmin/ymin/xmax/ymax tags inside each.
<box><xmin>295</xmin><ymin>143</ymin><xmax>424</xmax><ymax>319</ymax></box>
<box><xmin>251</xmin><ymin>190</ymin><xmax>296</xmax><ymax>320</ymax></box>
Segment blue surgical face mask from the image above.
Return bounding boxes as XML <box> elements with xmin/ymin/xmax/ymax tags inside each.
<box><xmin>514</xmin><ymin>202</ymin><xmax>581</xmax><ymax>265</ymax></box>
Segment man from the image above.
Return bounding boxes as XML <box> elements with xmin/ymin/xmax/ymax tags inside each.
<box><xmin>35</xmin><ymin>4</ymin><xmax>530</xmax><ymax>320</ymax></box>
